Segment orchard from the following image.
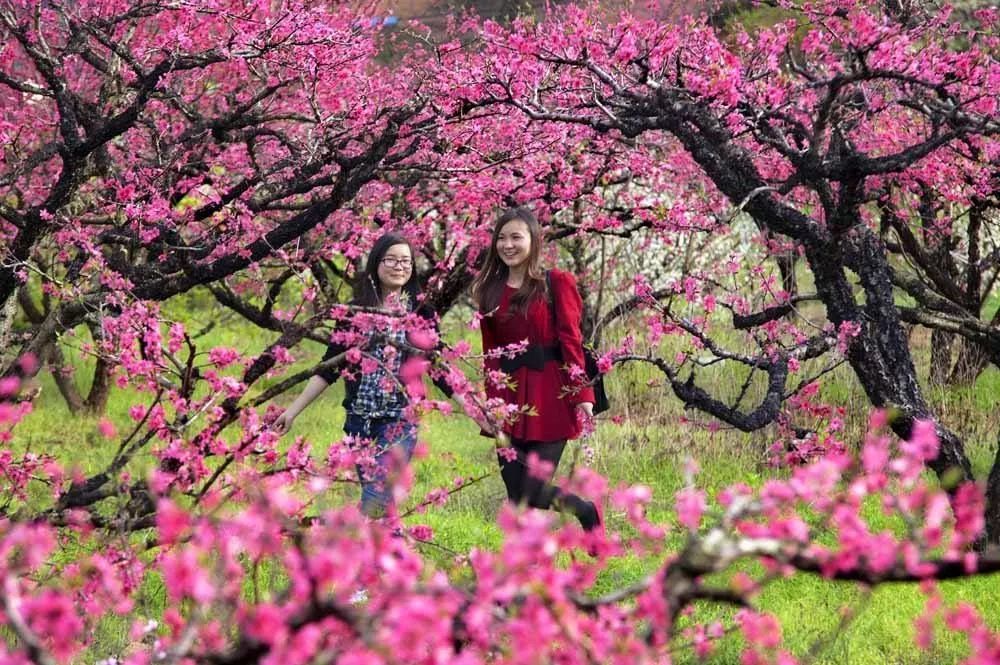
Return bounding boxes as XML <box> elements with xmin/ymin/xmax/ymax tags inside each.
<box><xmin>1</xmin><ymin>0</ymin><xmax>999</xmax><ymax>663</ymax></box>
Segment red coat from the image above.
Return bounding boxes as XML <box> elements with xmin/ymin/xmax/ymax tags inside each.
<box><xmin>481</xmin><ymin>269</ymin><xmax>596</xmax><ymax>442</ymax></box>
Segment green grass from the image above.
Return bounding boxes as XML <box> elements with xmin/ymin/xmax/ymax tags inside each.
<box><xmin>10</xmin><ymin>292</ymin><xmax>1000</xmax><ymax>664</ymax></box>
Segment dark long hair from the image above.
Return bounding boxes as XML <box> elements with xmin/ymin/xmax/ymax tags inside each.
<box><xmin>471</xmin><ymin>207</ymin><xmax>546</xmax><ymax>315</ymax></box>
<box><xmin>352</xmin><ymin>232</ymin><xmax>422</xmax><ymax>309</ymax></box>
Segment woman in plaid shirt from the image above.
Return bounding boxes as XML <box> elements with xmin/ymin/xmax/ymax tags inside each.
<box><xmin>272</xmin><ymin>232</ymin><xmax>454</xmax><ymax>517</ymax></box>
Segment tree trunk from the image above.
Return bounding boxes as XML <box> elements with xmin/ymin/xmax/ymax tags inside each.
<box><xmin>0</xmin><ymin>295</ymin><xmax>18</xmax><ymax>371</ymax></box>
<box><xmin>929</xmin><ymin>329</ymin><xmax>956</xmax><ymax>386</ymax></box>
<box><xmin>775</xmin><ymin>251</ymin><xmax>798</xmax><ymax>302</ymax></box>
<box><xmin>83</xmin><ymin>354</ymin><xmax>113</xmax><ymax>414</ymax></box>
<box><xmin>426</xmin><ymin>247</ymin><xmax>472</xmax><ymax>319</ymax></box>
<box><xmin>948</xmin><ymin>337</ymin><xmax>990</xmax><ymax>386</ymax></box>
<box><xmin>45</xmin><ymin>342</ymin><xmax>85</xmax><ymax>414</ymax></box>
<box><xmin>811</xmin><ymin>229</ymin><xmax>974</xmax><ymax>485</ymax></box>
<box><xmin>83</xmin><ymin>320</ymin><xmax>113</xmax><ymax>414</ymax></box>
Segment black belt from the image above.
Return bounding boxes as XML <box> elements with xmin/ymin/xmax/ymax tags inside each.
<box><xmin>499</xmin><ymin>345</ymin><xmax>562</xmax><ymax>373</ymax></box>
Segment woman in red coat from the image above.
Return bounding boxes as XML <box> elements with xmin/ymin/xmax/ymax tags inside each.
<box><xmin>470</xmin><ymin>207</ymin><xmax>600</xmax><ymax>532</ymax></box>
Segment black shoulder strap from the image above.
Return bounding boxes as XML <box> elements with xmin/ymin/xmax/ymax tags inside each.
<box><xmin>546</xmin><ymin>270</ymin><xmax>557</xmax><ymax>328</ymax></box>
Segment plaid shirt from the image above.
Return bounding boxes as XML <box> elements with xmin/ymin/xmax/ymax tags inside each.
<box><xmin>349</xmin><ymin>327</ymin><xmax>409</xmax><ymax>419</ymax></box>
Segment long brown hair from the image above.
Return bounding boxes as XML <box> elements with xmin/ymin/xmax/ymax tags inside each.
<box><xmin>471</xmin><ymin>207</ymin><xmax>547</xmax><ymax>315</ymax></box>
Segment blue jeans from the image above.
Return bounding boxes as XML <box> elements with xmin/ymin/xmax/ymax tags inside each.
<box><xmin>343</xmin><ymin>414</ymin><xmax>418</xmax><ymax>517</ymax></box>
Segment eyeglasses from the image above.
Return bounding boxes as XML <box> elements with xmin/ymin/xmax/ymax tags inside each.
<box><xmin>380</xmin><ymin>257</ymin><xmax>413</xmax><ymax>269</ymax></box>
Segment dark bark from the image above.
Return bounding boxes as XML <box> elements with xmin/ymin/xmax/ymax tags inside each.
<box><xmin>775</xmin><ymin>251</ymin><xmax>798</xmax><ymax>302</ymax></box>
<box><xmin>669</xmin><ymin>359</ymin><xmax>790</xmax><ymax>432</ymax></box>
<box><xmin>16</xmin><ymin>287</ymin><xmax>89</xmax><ymax>412</ymax></box>
<box><xmin>882</xmin><ymin>197</ymin><xmax>999</xmax><ymax>386</ymax></box>
<box><xmin>538</xmin><ymin>83</ymin><xmax>986</xmax><ymax>507</ymax></box>
<box><xmin>733</xmin><ymin>303</ymin><xmax>794</xmax><ymax>329</ymax></box>
<box><xmin>221</xmin><ymin>324</ymin><xmax>318</xmax><ymax>416</ymax></box>
<box><xmin>653</xmin><ymin>90</ymin><xmax>981</xmax><ymax>493</ymax></box>
<box><xmin>426</xmin><ymin>247</ymin><xmax>474</xmax><ymax>317</ymax></box>
<box><xmin>128</xmin><ymin>113</ymin><xmax>413</xmax><ymax>304</ymax></box>
<box><xmin>612</xmin><ymin>88</ymin><xmax>985</xmax><ymax>510</ymax></box>
<box><xmin>45</xmin><ymin>343</ymin><xmax>85</xmax><ymax>414</ymax></box>
<box><xmin>83</xmin><ymin>320</ymin><xmax>113</xmax><ymax>414</ymax></box>
<box><xmin>2</xmin><ymin>297</ymin><xmax>95</xmax><ymax>379</ymax></box>
<box><xmin>13</xmin><ymin>286</ymin><xmax>112</xmax><ymax>412</ymax></box>
<box><xmin>828</xmin><ymin>229</ymin><xmax>973</xmax><ymax>484</ymax></box>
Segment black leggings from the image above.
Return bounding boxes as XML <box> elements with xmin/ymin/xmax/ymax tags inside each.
<box><xmin>497</xmin><ymin>438</ymin><xmax>598</xmax><ymax>530</ymax></box>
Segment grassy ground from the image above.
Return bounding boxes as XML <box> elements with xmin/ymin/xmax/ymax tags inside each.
<box><xmin>11</xmin><ymin>293</ymin><xmax>1000</xmax><ymax>664</ymax></box>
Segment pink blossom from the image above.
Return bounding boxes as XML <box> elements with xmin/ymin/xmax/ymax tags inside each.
<box><xmin>21</xmin><ymin>589</ymin><xmax>84</xmax><ymax>661</ymax></box>
<box><xmin>525</xmin><ymin>452</ymin><xmax>555</xmax><ymax>481</ymax></box>
<box><xmin>408</xmin><ymin>329</ymin><xmax>437</xmax><ymax>351</ymax></box>
<box><xmin>737</xmin><ymin>610</ymin><xmax>782</xmax><ymax>649</ymax></box>
<box><xmin>244</xmin><ymin>603</ymin><xmax>287</xmax><ymax>645</ymax></box>
<box><xmin>945</xmin><ymin>603</ymin><xmax>982</xmax><ymax>633</ymax></box>
<box><xmin>901</xmin><ymin>419</ymin><xmax>940</xmax><ymax>463</ymax></box>
<box><xmin>97</xmin><ymin>418</ymin><xmax>117</xmax><ymax>439</ymax></box>
<box><xmin>497</xmin><ymin>446</ymin><xmax>518</xmax><ymax>462</ymax></box>
<box><xmin>675</xmin><ymin>488</ymin><xmax>706</xmax><ymax>531</ymax></box>
<box><xmin>160</xmin><ymin>549</ymin><xmax>215</xmax><ymax>604</ymax></box>
<box><xmin>18</xmin><ymin>353</ymin><xmax>38</xmax><ymax>375</ymax></box>
<box><xmin>0</xmin><ymin>376</ymin><xmax>20</xmax><ymax>397</ymax></box>
<box><xmin>208</xmin><ymin>347</ymin><xmax>241</xmax><ymax>368</ymax></box>
<box><xmin>156</xmin><ymin>499</ymin><xmax>192</xmax><ymax>546</ymax></box>
<box><xmin>409</xmin><ymin>525</ymin><xmax>433</xmax><ymax>541</ymax></box>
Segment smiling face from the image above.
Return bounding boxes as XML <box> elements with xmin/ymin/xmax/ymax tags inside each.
<box><xmin>495</xmin><ymin>219</ymin><xmax>532</xmax><ymax>270</ymax></box>
<box><xmin>376</xmin><ymin>243</ymin><xmax>413</xmax><ymax>292</ymax></box>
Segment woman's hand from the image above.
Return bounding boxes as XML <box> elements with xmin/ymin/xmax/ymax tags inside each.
<box><xmin>472</xmin><ymin>412</ymin><xmax>496</xmax><ymax>436</ymax></box>
<box><xmin>268</xmin><ymin>376</ymin><xmax>329</xmax><ymax>436</ymax></box>
<box><xmin>270</xmin><ymin>410</ymin><xmax>296</xmax><ymax>435</ymax></box>
<box><xmin>456</xmin><ymin>394</ymin><xmax>495</xmax><ymax>435</ymax></box>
